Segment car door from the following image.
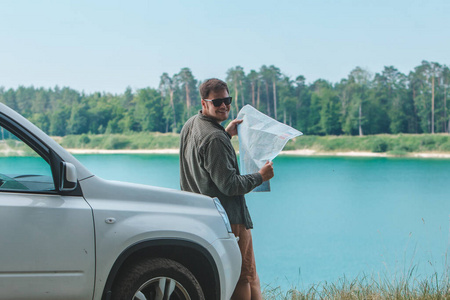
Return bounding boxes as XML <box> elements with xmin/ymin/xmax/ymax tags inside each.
<box><xmin>0</xmin><ymin>121</ymin><xmax>95</xmax><ymax>300</ymax></box>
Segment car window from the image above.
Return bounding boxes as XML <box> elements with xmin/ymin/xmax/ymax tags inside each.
<box><xmin>0</xmin><ymin>125</ymin><xmax>55</xmax><ymax>192</ymax></box>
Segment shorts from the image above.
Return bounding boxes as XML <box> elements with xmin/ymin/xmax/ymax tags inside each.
<box><xmin>231</xmin><ymin>224</ymin><xmax>257</xmax><ymax>284</ymax></box>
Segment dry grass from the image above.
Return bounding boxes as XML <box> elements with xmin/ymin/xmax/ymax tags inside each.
<box><xmin>262</xmin><ymin>271</ymin><xmax>450</xmax><ymax>300</ymax></box>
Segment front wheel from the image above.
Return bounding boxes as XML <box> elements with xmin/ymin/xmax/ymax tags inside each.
<box><xmin>112</xmin><ymin>258</ymin><xmax>205</xmax><ymax>300</ymax></box>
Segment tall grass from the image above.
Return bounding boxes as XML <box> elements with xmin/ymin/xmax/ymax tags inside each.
<box><xmin>262</xmin><ymin>270</ymin><xmax>450</xmax><ymax>299</ymax></box>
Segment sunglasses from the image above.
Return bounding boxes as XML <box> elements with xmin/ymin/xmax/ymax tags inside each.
<box><xmin>203</xmin><ymin>97</ymin><xmax>233</xmax><ymax>107</ymax></box>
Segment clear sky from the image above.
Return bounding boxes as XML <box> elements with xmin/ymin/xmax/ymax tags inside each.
<box><xmin>1</xmin><ymin>0</ymin><xmax>448</xmax><ymax>94</ymax></box>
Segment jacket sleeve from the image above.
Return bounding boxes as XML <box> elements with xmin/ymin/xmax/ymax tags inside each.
<box><xmin>203</xmin><ymin>135</ymin><xmax>263</xmax><ymax>196</ymax></box>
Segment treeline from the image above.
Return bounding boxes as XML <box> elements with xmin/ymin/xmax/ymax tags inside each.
<box><xmin>1</xmin><ymin>61</ymin><xmax>449</xmax><ymax>136</ymax></box>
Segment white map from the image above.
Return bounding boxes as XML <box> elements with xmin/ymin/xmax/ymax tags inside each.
<box><xmin>237</xmin><ymin>105</ymin><xmax>303</xmax><ymax>192</ymax></box>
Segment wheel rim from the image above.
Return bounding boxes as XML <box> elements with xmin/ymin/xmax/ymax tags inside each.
<box><xmin>133</xmin><ymin>276</ymin><xmax>191</xmax><ymax>300</ymax></box>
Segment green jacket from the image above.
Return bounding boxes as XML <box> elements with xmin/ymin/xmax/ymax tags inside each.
<box><xmin>179</xmin><ymin>111</ymin><xmax>263</xmax><ymax>229</ymax></box>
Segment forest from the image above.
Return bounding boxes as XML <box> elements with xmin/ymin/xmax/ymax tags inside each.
<box><xmin>0</xmin><ymin>60</ymin><xmax>449</xmax><ymax>137</ymax></box>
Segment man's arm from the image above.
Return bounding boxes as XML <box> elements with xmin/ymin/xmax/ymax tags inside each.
<box><xmin>259</xmin><ymin>161</ymin><xmax>274</xmax><ymax>181</ymax></box>
<box><xmin>225</xmin><ymin>119</ymin><xmax>243</xmax><ymax>137</ymax></box>
<box><xmin>204</xmin><ymin>136</ymin><xmax>263</xmax><ymax>196</ymax></box>
<box><xmin>226</xmin><ymin>118</ymin><xmax>274</xmax><ymax>182</ymax></box>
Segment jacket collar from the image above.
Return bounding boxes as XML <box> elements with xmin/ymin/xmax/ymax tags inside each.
<box><xmin>198</xmin><ymin>110</ymin><xmax>226</xmax><ymax>130</ymax></box>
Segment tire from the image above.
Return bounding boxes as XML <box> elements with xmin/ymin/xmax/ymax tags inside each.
<box><xmin>112</xmin><ymin>257</ymin><xmax>205</xmax><ymax>300</ymax></box>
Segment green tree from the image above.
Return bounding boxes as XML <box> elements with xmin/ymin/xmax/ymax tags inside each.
<box><xmin>49</xmin><ymin>108</ymin><xmax>70</xmax><ymax>136</ymax></box>
<box><xmin>247</xmin><ymin>70</ymin><xmax>259</xmax><ymax>107</ymax></box>
<box><xmin>0</xmin><ymin>88</ymin><xmax>17</xmax><ymax>110</ymax></box>
<box><xmin>159</xmin><ymin>73</ymin><xmax>177</xmax><ymax>132</ymax></box>
<box><xmin>268</xmin><ymin>65</ymin><xmax>281</xmax><ymax>120</ymax></box>
<box><xmin>86</xmin><ymin>93</ymin><xmax>113</xmax><ymax>134</ymax></box>
<box><xmin>372</xmin><ymin>66</ymin><xmax>409</xmax><ymax>134</ymax></box>
<box><xmin>259</xmin><ymin>65</ymin><xmax>272</xmax><ymax>117</ymax></box>
<box><xmin>427</xmin><ymin>62</ymin><xmax>443</xmax><ymax>134</ymax></box>
<box><xmin>278</xmin><ymin>75</ymin><xmax>295</xmax><ymax>125</ymax></box>
<box><xmin>441</xmin><ymin>66</ymin><xmax>450</xmax><ymax>133</ymax></box>
<box><xmin>68</xmin><ymin>103</ymin><xmax>89</xmax><ymax>134</ymax></box>
<box><xmin>134</xmin><ymin>88</ymin><xmax>165</xmax><ymax>132</ymax></box>
<box><xmin>294</xmin><ymin>75</ymin><xmax>311</xmax><ymax>133</ymax></box>
<box><xmin>15</xmin><ymin>86</ymin><xmax>34</xmax><ymax>117</ymax></box>
<box><xmin>412</xmin><ymin>61</ymin><xmax>435</xmax><ymax>133</ymax></box>
<box><xmin>175</xmin><ymin>68</ymin><xmax>197</xmax><ymax>121</ymax></box>
<box><xmin>29</xmin><ymin>113</ymin><xmax>50</xmax><ymax>133</ymax></box>
<box><xmin>123</xmin><ymin>86</ymin><xmax>134</xmax><ymax>109</ymax></box>
<box><xmin>309</xmin><ymin>80</ymin><xmax>341</xmax><ymax>135</ymax></box>
<box><xmin>341</xmin><ymin>67</ymin><xmax>372</xmax><ymax>135</ymax></box>
<box><xmin>32</xmin><ymin>88</ymin><xmax>50</xmax><ymax>115</ymax></box>
<box><xmin>259</xmin><ymin>65</ymin><xmax>281</xmax><ymax>119</ymax></box>
<box><xmin>226</xmin><ymin>66</ymin><xmax>246</xmax><ymax>118</ymax></box>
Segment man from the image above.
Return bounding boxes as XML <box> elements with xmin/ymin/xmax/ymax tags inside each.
<box><xmin>180</xmin><ymin>78</ymin><xmax>274</xmax><ymax>300</ymax></box>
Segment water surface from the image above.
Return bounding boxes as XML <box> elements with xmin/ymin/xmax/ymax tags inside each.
<box><xmin>74</xmin><ymin>154</ymin><xmax>450</xmax><ymax>290</ymax></box>
<box><xmin>5</xmin><ymin>154</ymin><xmax>450</xmax><ymax>290</ymax></box>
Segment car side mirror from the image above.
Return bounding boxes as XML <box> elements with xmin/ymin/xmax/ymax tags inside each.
<box><xmin>60</xmin><ymin>162</ymin><xmax>77</xmax><ymax>192</ymax></box>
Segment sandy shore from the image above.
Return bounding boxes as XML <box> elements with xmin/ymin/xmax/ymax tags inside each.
<box><xmin>281</xmin><ymin>149</ymin><xmax>450</xmax><ymax>158</ymax></box>
<box><xmin>66</xmin><ymin>148</ymin><xmax>180</xmax><ymax>154</ymax></box>
<box><xmin>2</xmin><ymin>147</ymin><xmax>449</xmax><ymax>158</ymax></box>
<box><xmin>63</xmin><ymin>148</ymin><xmax>450</xmax><ymax>158</ymax></box>
<box><xmin>281</xmin><ymin>150</ymin><xmax>387</xmax><ymax>157</ymax></box>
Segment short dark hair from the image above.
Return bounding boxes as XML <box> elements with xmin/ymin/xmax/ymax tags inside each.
<box><xmin>199</xmin><ymin>78</ymin><xmax>229</xmax><ymax>99</ymax></box>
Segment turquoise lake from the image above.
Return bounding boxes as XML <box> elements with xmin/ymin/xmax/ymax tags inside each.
<box><xmin>4</xmin><ymin>154</ymin><xmax>450</xmax><ymax>291</ymax></box>
<box><xmin>71</xmin><ymin>154</ymin><xmax>450</xmax><ymax>291</ymax></box>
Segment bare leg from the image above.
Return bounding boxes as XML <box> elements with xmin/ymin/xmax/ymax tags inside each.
<box><xmin>250</xmin><ymin>273</ymin><xmax>262</xmax><ymax>300</ymax></box>
<box><xmin>231</xmin><ymin>280</ymin><xmax>251</xmax><ymax>300</ymax></box>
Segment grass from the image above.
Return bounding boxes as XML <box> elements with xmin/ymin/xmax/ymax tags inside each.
<box><xmin>3</xmin><ymin>132</ymin><xmax>450</xmax><ymax>156</ymax></box>
<box><xmin>59</xmin><ymin>132</ymin><xmax>180</xmax><ymax>150</ymax></box>
<box><xmin>289</xmin><ymin>134</ymin><xmax>450</xmax><ymax>154</ymax></box>
<box><xmin>0</xmin><ymin>139</ymin><xmax>37</xmax><ymax>156</ymax></box>
<box><xmin>56</xmin><ymin>133</ymin><xmax>450</xmax><ymax>155</ymax></box>
<box><xmin>262</xmin><ymin>271</ymin><xmax>450</xmax><ymax>299</ymax></box>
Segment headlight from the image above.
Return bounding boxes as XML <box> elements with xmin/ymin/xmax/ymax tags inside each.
<box><xmin>213</xmin><ymin>197</ymin><xmax>232</xmax><ymax>233</ymax></box>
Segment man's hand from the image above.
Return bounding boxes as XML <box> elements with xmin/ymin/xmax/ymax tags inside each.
<box><xmin>225</xmin><ymin>119</ymin><xmax>243</xmax><ymax>137</ymax></box>
<box><xmin>259</xmin><ymin>161</ymin><xmax>274</xmax><ymax>182</ymax></box>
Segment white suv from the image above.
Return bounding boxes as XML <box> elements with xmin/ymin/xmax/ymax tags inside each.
<box><xmin>0</xmin><ymin>102</ymin><xmax>241</xmax><ymax>300</ymax></box>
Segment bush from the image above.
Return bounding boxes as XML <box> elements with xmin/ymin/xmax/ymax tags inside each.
<box><xmin>80</xmin><ymin>134</ymin><xmax>91</xmax><ymax>145</ymax></box>
<box><xmin>371</xmin><ymin>138</ymin><xmax>389</xmax><ymax>153</ymax></box>
<box><xmin>283</xmin><ymin>140</ymin><xmax>296</xmax><ymax>151</ymax></box>
<box><xmin>439</xmin><ymin>141</ymin><xmax>450</xmax><ymax>152</ymax></box>
<box><xmin>104</xmin><ymin>136</ymin><xmax>130</xmax><ymax>150</ymax></box>
<box><xmin>420</xmin><ymin>136</ymin><xmax>436</xmax><ymax>149</ymax></box>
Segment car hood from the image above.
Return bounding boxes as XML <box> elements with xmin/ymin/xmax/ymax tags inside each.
<box><xmin>80</xmin><ymin>175</ymin><xmax>216</xmax><ymax>209</ymax></box>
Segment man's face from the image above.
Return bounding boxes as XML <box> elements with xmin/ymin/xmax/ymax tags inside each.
<box><xmin>201</xmin><ymin>89</ymin><xmax>230</xmax><ymax>123</ymax></box>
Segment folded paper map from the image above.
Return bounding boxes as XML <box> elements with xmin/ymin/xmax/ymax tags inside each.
<box><xmin>237</xmin><ymin>105</ymin><xmax>303</xmax><ymax>192</ymax></box>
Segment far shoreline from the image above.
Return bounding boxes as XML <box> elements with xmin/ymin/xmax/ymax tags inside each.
<box><xmin>65</xmin><ymin>148</ymin><xmax>450</xmax><ymax>159</ymax></box>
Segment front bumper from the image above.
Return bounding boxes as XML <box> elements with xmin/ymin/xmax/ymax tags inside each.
<box><xmin>208</xmin><ymin>233</ymin><xmax>241</xmax><ymax>299</ymax></box>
